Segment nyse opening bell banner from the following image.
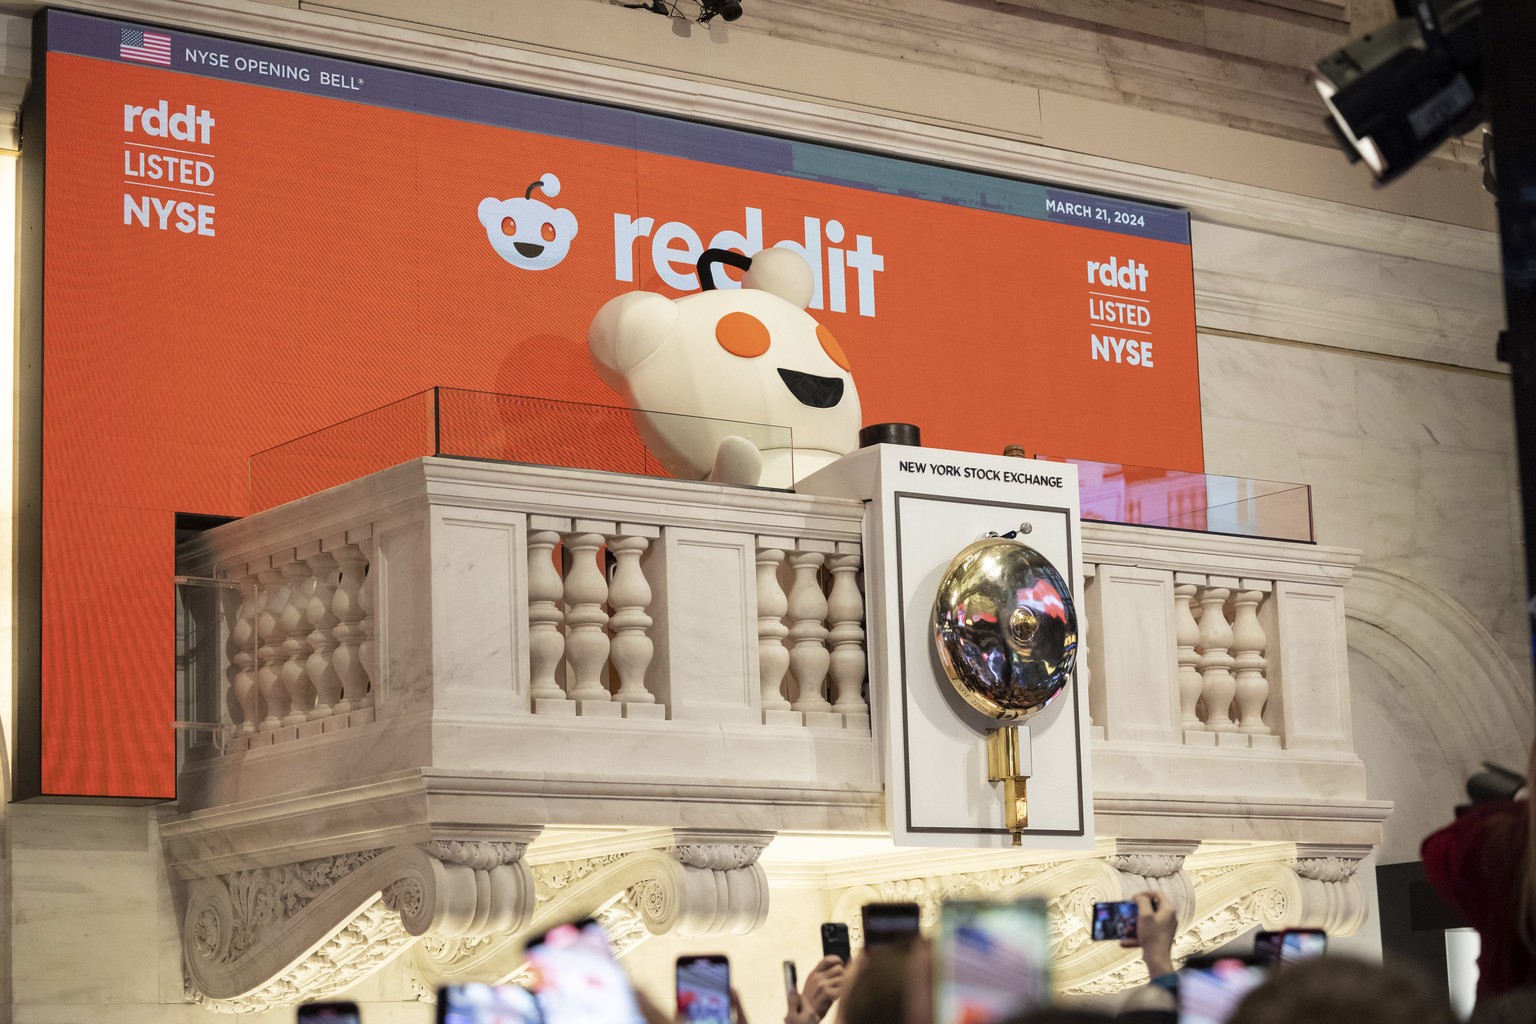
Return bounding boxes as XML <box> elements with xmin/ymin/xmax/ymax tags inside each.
<box><xmin>31</xmin><ymin>9</ymin><xmax>1200</xmax><ymax>796</ymax></box>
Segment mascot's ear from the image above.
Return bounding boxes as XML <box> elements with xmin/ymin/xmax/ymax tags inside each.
<box><xmin>587</xmin><ymin>291</ymin><xmax>679</xmax><ymax>390</ymax></box>
<box><xmin>743</xmin><ymin>246</ymin><xmax>815</xmax><ymax>309</ymax></box>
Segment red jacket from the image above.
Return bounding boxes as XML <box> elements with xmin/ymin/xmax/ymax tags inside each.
<box><xmin>1422</xmin><ymin>800</ymin><xmax>1536</xmax><ymax>999</ymax></box>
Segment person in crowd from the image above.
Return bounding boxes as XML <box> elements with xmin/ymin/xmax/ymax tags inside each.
<box><xmin>1468</xmin><ymin>985</ymin><xmax>1536</xmax><ymax>1023</ymax></box>
<box><xmin>1423</xmin><ymin>741</ymin><xmax>1536</xmax><ymax>999</ymax></box>
<box><xmin>837</xmin><ymin>943</ymin><xmax>911</xmax><ymax>1024</ymax></box>
<box><xmin>1112</xmin><ymin>892</ymin><xmax>1179</xmax><ymax>1023</ymax></box>
<box><xmin>1227</xmin><ymin>955</ymin><xmax>1455</xmax><ymax>1024</ymax></box>
<box><xmin>784</xmin><ymin>955</ymin><xmax>848</xmax><ymax>1024</ymax></box>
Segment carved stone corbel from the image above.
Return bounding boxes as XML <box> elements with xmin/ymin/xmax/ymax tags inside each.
<box><xmin>403</xmin><ymin>829</ymin><xmax>774</xmax><ymax>993</ymax></box>
<box><xmin>654</xmin><ymin>830</ymin><xmax>772</xmax><ymax>936</ymax></box>
<box><xmin>1289</xmin><ymin>846</ymin><xmax>1368</xmax><ymax>936</ymax></box>
<box><xmin>182</xmin><ymin>836</ymin><xmax>538</xmax><ymax>1010</ymax></box>
<box><xmin>1109</xmin><ymin>838</ymin><xmax>1198</xmax><ymax>930</ymax></box>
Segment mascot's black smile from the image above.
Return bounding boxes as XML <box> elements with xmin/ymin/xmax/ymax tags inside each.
<box><xmin>514</xmin><ymin>241</ymin><xmax>545</xmax><ymax>258</ymax></box>
<box><xmin>779</xmin><ymin>368</ymin><xmax>844</xmax><ymax>408</ymax></box>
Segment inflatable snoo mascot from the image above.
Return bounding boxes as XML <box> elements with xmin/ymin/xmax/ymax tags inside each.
<box><xmin>588</xmin><ymin>247</ymin><xmax>862</xmax><ymax>489</ymax></box>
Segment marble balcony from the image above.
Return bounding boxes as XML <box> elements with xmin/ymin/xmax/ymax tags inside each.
<box><xmin>166</xmin><ymin>456</ymin><xmax>1387</xmax><ymax>1009</ymax></box>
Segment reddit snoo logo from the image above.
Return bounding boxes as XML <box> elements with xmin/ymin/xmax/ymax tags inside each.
<box><xmin>477</xmin><ymin>173</ymin><xmax>578</xmax><ymax>271</ymax></box>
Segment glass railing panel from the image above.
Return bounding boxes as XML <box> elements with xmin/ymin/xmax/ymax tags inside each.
<box><xmin>249</xmin><ymin>388</ymin><xmax>794</xmax><ymax>511</ymax></box>
<box><xmin>249</xmin><ymin>389</ymin><xmax>438</xmax><ymax>512</ymax></box>
<box><xmin>1043</xmin><ymin>458</ymin><xmax>1313</xmax><ymax>543</ymax></box>
<box><xmin>173</xmin><ymin>574</ymin><xmax>243</xmax><ymax>772</ymax></box>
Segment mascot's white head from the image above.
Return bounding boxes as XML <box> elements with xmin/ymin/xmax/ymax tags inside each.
<box><xmin>588</xmin><ymin>247</ymin><xmax>862</xmax><ymax>488</ymax></box>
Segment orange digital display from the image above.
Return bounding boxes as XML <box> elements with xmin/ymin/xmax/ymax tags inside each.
<box><xmin>31</xmin><ymin>11</ymin><xmax>1200</xmax><ymax>797</ymax></box>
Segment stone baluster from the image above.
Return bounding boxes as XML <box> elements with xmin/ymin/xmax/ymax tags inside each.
<box><xmin>357</xmin><ymin>538</ymin><xmax>376</xmax><ymax>709</ymax></box>
<box><xmin>1196</xmin><ymin>584</ymin><xmax>1237</xmax><ymax>732</ymax></box>
<box><xmin>563</xmin><ymin>532</ymin><xmax>612</xmax><ymax>704</ymax></box>
<box><xmin>1230</xmin><ymin>584</ymin><xmax>1272</xmax><ymax>735</ymax></box>
<box><xmin>255</xmin><ymin>566</ymin><xmax>291</xmax><ymax>730</ymax></box>
<box><xmin>331</xmin><ymin>543</ymin><xmax>368</xmax><ymax>715</ymax></box>
<box><xmin>608</xmin><ymin>534</ymin><xmax>656</xmax><ymax>706</ymax></box>
<box><xmin>826</xmin><ymin>551</ymin><xmax>868</xmax><ymax>719</ymax></box>
<box><xmin>787</xmin><ymin>550</ymin><xmax>833</xmax><ymax>716</ymax></box>
<box><xmin>527</xmin><ymin>529</ymin><xmax>568</xmax><ymax>707</ymax></box>
<box><xmin>1173</xmin><ymin>579</ymin><xmax>1203</xmax><ymax>731</ymax></box>
<box><xmin>227</xmin><ymin>572</ymin><xmax>260</xmax><ymax>734</ymax></box>
<box><xmin>305</xmin><ymin>550</ymin><xmax>342</xmax><ymax>720</ymax></box>
<box><xmin>756</xmin><ymin>546</ymin><xmax>792</xmax><ymax>717</ymax></box>
<box><xmin>279</xmin><ymin>559</ymin><xmax>315</xmax><ymax>726</ymax></box>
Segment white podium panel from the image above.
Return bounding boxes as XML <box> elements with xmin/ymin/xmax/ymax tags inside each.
<box><xmin>799</xmin><ymin>445</ymin><xmax>1093</xmax><ymax>849</ymax></box>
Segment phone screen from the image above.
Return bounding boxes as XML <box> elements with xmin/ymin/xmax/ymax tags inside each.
<box><xmin>863</xmin><ymin>902</ymin><xmax>922</xmax><ymax>948</ymax></box>
<box><xmin>437</xmin><ymin>984</ymin><xmax>542</xmax><ymax>1024</ymax></box>
<box><xmin>1252</xmin><ymin>931</ymin><xmax>1282</xmax><ymax>965</ymax></box>
<box><xmin>933</xmin><ymin>899</ymin><xmax>1052</xmax><ymax>1024</ymax></box>
<box><xmin>1179</xmin><ymin>958</ymin><xmax>1269</xmax><ymax>1024</ymax></box>
<box><xmin>676</xmin><ymin>955</ymin><xmax>731</xmax><ymax>1023</ymax></box>
<box><xmin>1089</xmin><ymin>901</ymin><xmax>1138</xmax><ymax>942</ymax></box>
<box><xmin>299</xmin><ymin>1004</ymin><xmax>363</xmax><ymax>1024</ymax></box>
<box><xmin>524</xmin><ymin>919</ymin><xmax>646</xmax><ymax>1024</ymax></box>
<box><xmin>1278</xmin><ymin>930</ymin><xmax>1327</xmax><ymax>965</ymax></box>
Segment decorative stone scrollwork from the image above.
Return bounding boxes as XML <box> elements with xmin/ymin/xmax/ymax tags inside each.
<box><xmin>1292</xmin><ymin>856</ymin><xmax>1359</xmax><ymax>884</ymax></box>
<box><xmin>181</xmin><ymin>840</ymin><xmax>538</xmax><ymax>1007</ymax></box>
<box><xmin>671</xmin><ymin>844</ymin><xmax>763</xmax><ymax>871</ymax></box>
<box><xmin>1108</xmin><ymin>853</ymin><xmax>1185</xmax><ymax>878</ymax></box>
<box><xmin>593</xmin><ymin>887</ymin><xmax>653</xmax><ymax>959</ymax></box>
<box><xmin>402</xmin><ymin>833</ymin><xmax>775</xmax><ymax>995</ymax></box>
<box><xmin>188</xmin><ymin>898</ymin><xmax>414</xmax><ymax>1013</ymax></box>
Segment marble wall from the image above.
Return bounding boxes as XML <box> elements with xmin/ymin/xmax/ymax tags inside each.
<box><xmin>1200</xmin><ymin>334</ymin><xmax>1527</xmax><ymax>673</ymax></box>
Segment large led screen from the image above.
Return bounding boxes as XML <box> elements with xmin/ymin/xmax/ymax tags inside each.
<box><xmin>24</xmin><ymin>10</ymin><xmax>1200</xmax><ymax>797</ymax></box>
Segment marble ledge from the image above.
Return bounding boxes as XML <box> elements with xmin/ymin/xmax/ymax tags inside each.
<box><xmin>1081</xmin><ymin>521</ymin><xmax>1362</xmax><ymax>583</ymax></box>
<box><xmin>1092</xmin><ymin>793</ymin><xmax>1390</xmax><ymax>848</ymax></box>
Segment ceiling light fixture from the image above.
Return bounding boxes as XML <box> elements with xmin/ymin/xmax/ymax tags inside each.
<box><xmin>1312</xmin><ymin>0</ymin><xmax>1483</xmax><ymax>183</ymax></box>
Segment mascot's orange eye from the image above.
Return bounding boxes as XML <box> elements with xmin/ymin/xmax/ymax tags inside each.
<box><xmin>716</xmin><ymin>312</ymin><xmax>771</xmax><ymax>358</ymax></box>
<box><xmin>817</xmin><ymin>324</ymin><xmax>851</xmax><ymax>371</ymax></box>
<box><xmin>501</xmin><ymin>216</ymin><xmax>517</xmax><ymax>236</ymax></box>
<box><xmin>541</xmin><ymin>222</ymin><xmax>557</xmax><ymax>242</ymax></box>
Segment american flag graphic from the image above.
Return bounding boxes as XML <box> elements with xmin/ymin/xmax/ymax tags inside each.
<box><xmin>120</xmin><ymin>28</ymin><xmax>171</xmax><ymax>66</ymax></box>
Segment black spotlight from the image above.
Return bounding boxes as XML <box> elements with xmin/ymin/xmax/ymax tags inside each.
<box><xmin>1312</xmin><ymin>0</ymin><xmax>1483</xmax><ymax>183</ymax></box>
<box><xmin>699</xmin><ymin>0</ymin><xmax>743</xmax><ymax>22</ymax></box>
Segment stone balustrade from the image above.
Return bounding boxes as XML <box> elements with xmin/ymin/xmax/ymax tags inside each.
<box><xmin>166</xmin><ymin>456</ymin><xmax>1385</xmax><ymax>1010</ymax></box>
<box><xmin>176</xmin><ymin>458</ymin><xmax>873</xmax><ymax>761</ymax></box>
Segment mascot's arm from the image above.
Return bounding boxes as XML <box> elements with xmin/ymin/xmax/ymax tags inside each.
<box><xmin>710</xmin><ymin>435</ymin><xmax>763</xmax><ymax>487</ymax></box>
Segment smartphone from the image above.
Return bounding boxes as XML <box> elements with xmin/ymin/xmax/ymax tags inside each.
<box><xmin>1252</xmin><ymin>930</ymin><xmax>1282</xmax><ymax>965</ymax></box>
<box><xmin>437</xmin><ymin>984</ymin><xmax>542</xmax><ymax>1024</ymax></box>
<box><xmin>862</xmin><ymin>901</ymin><xmax>922</xmax><ymax>948</ymax></box>
<box><xmin>821</xmin><ymin>921</ymin><xmax>852</xmax><ymax>964</ymax></box>
<box><xmin>1278</xmin><ymin>928</ymin><xmax>1327</xmax><ymax>965</ymax></box>
<box><xmin>299</xmin><ymin>1003</ymin><xmax>362</xmax><ymax>1024</ymax></box>
<box><xmin>783</xmin><ymin>960</ymin><xmax>799</xmax><ymax>1002</ymax></box>
<box><xmin>676</xmin><ymin>954</ymin><xmax>732</xmax><ymax>1024</ymax></box>
<box><xmin>523</xmin><ymin>918</ymin><xmax>645</xmax><ymax>1024</ymax></box>
<box><xmin>1090</xmin><ymin>900</ymin><xmax>1138</xmax><ymax>941</ymax></box>
<box><xmin>1179</xmin><ymin>956</ymin><xmax>1269</xmax><ymax>1024</ymax></box>
<box><xmin>933</xmin><ymin>898</ymin><xmax>1052</xmax><ymax>1024</ymax></box>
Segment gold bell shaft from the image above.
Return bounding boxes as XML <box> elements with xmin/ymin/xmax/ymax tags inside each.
<box><xmin>986</xmin><ymin>724</ymin><xmax>1032</xmax><ymax>846</ymax></box>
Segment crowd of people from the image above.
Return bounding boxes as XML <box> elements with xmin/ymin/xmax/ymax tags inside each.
<box><xmin>743</xmin><ymin>738</ymin><xmax>1536</xmax><ymax>1024</ymax></box>
<box><xmin>344</xmin><ymin>745</ymin><xmax>1536</xmax><ymax>1024</ymax></box>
